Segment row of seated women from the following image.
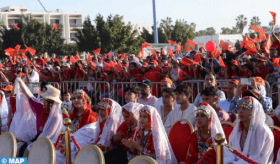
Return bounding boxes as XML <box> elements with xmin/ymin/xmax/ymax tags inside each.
<box><xmin>8</xmin><ymin>77</ymin><xmax>278</xmax><ymax>164</ymax></box>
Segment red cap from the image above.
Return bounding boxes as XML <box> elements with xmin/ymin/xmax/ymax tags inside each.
<box><xmin>258</xmin><ymin>57</ymin><xmax>266</xmax><ymax>62</ymax></box>
<box><xmin>229</xmin><ymin>79</ymin><xmax>239</xmax><ymax>86</ymax></box>
<box><xmin>150</xmin><ymin>60</ymin><xmax>157</xmax><ymax>64</ymax></box>
<box><xmin>161</xmin><ymin>78</ymin><xmax>173</xmax><ymax>86</ymax></box>
<box><xmin>231</xmin><ymin>60</ymin><xmax>238</xmax><ymax>66</ymax></box>
<box><xmin>0</xmin><ymin>85</ymin><xmax>13</xmax><ymax>92</ymax></box>
<box><xmin>163</xmin><ymin>64</ymin><xmax>169</xmax><ymax>68</ymax></box>
<box><xmin>153</xmin><ymin>55</ymin><xmax>158</xmax><ymax>61</ymax></box>
<box><xmin>142</xmin><ymin>62</ymin><xmax>148</xmax><ymax>67</ymax></box>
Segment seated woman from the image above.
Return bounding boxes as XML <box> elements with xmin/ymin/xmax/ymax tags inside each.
<box><xmin>224</xmin><ymin>97</ymin><xmax>274</xmax><ymax>164</ymax></box>
<box><xmin>104</xmin><ymin>102</ymin><xmax>144</xmax><ymax>164</ymax></box>
<box><xmin>9</xmin><ymin>77</ymin><xmax>62</xmax><ymax>157</ymax></box>
<box><xmin>122</xmin><ymin>105</ymin><xmax>177</xmax><ymax>164</ymax></box>
<box><xmin>55</xmin><ymin>89</ymin><xmax>99</xmax><ymax>164</ymax></box>
<box><xmin>95</xmin><ymin>98</ymin><xmax>123</xmax><ymax>152</ymax></box>
<box><xmin>180</xmin><ymin>102</ymin><xmax>225</xmax><ymax>164</ymax></box>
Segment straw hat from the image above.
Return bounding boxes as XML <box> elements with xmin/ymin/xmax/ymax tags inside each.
<box><xmin>40</xmin><ymin>86</ymin><xmax>62</xmax><ymax>103</ymax></box>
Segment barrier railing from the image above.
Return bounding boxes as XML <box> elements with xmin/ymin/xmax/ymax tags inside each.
<box><xmin>60</xmin><ymin>81</ymin><xmax>111</xmax><ymax>112</ymax></box>
<box><xmin>270</xmin><ymin>82</ymin><xmax>280</xmax><ymax>107</ymax></box>
<box><xmin>112</xmin><ymin>82</ymin><xmax>161</xmax><ymax>106</ymax></box>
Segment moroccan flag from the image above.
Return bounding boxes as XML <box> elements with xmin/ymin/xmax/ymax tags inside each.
<box><xmin>270</xmin><ymin>11</ymin><xmax>277</xmax><ymax>25</ymax></box>
<box><xmin>228</xmin><ymin>45</ymin><xmax>234</xmax><ymax>51</ymax></box>
<box><xmin>178</xmin><ymin>68</ymin><xmax>183</xmax><ymax>82</ymax></box>
<box><xmin>167</xmin><ymin>40</ymin><xmax>176</xmax><ymax>46</ymax></box>
<box><xmin>244</xmin><ymin>42</ymin><xmax>258</xmax><ymax>53</ymax></box>
<box><xmin>264</xmin><ymin>34</ymin><xmax>272</xmax><ymax>54</ymax></box>
<box><xmin>151</xmin><ymin>49</ymin><xmax>157</xmax><ymax>55</ymax></box>
<box><xmin>44</xmin><ymin>58</ymin><xmax>49</xmax><ymax>63</ymax></box>
<box><xmin>92</xmin><ymin>48</ymin><xmax>101</xmax><ymax>55</ymax></box>
<box><xmin>103</xmin><ymin>62</ymin><xmax>111</xmax><ymax>72</ymax></box>
<box><xmin>212</xmin><ymin>49</ymin><xmax>222</xmax><ymax>59</ymax></box>
<box><xmin>70</xmin><ymin>56</ymin><xmax>77</xmax><ymax>65</ymax></box>
<box><xmin>15</xmin><ymin>45</ymin><xmax>21</xmax><ymax>52</ymax></box>
<box><xmin>168</xmin><ymin>47</ymin><xmax>174</xmax><ymax>57</ymax></box>
<box><xmin>273</xmin><ymin>58</ymin><xmax>280</xmax><ymax>67</ymax></box>
<box><xmin>240</xmin><ymin>41</ymin><xmax>244</xmax><ymax>48</ymax></box>
<box><xmin>180</xmin><ymin>58</ymin><xmax>197</xmax><ymax>66</ymax></box>
<box><xmin>141</xmin><ymin>42</ymin><xmax>149</xmax><ymax>48</ymax></box>
<box><xmin>251</xmin><ymin>25</ymin><xmax>260</xmax><ymax>32</ymax></box>
<box><xmin>87</xmin><ymin>54</ymin><xmax>92</xmax><ymax>64</ymax></box>
<box><xmin>138</xmin><ymin>51</ymin><xmax>143</xmax><ymax>59</ymax></box>
<box><xmin>21</xmin><ymin>53</ymin><xmax>28</xmax><ymax>60</ymax></box>
<box><xmin>90</xmin><ymin>62</ymin><xmax>96</xmax><ymax>70</ymax></box>
<box><xmin>184</xmin><ymin>40</ymin><xmax>196</xmax><ymax>52</ymax></box>
<box><xmin>253</xmin><ymin>37</ymin><xmax>259</xmax><ymax>43</ymax></box>
<box><xmin>175</xmin><ymin>42</ymin><xmax>181</xmax><ymax>53</ymax></box>
<box><xmin>219</xmin><ymin>40</ymin><xmax>229</xmax><ymax>50</ymax></box>
<box><xmin>110</xmin><ymin>61</ymin><xmax>116</xmax><ymax>67</ymax></box>
<box><xmin>244</xmin><ymin>50</ymin><xmax>255</xmax><ymax>56</ymax></box>
<box><xmin>27</xmin><ymin>59</ymin><xmax>33</xmax><ymax>66</ymax></box>
<box><xmin>74</xmin><ymin>53</ymin><xmax>80</xmax><ymax>61</ymax></box>
<box><xmin>244</xmin><ymin>36</ymin><xmax>254</xmax><ymax>43</ymax></box>
<box><xmin>199</xmin><ymin>43</ymin><xmax>203</xmax><ymax>48</ymax></box>
<box><xmin>12</xmin><ymin>24</ymin><xmax>19</xmax><ymax>30</ymax></box>
<box><xmin>120</xmin><ymin>53</ymin><xmax>126</xmax><ymax>59</ymax></box>
<box><xmin>218</xmin><ymin>57</ymin><xmax>226</xmax><ymax>67</ymax></box>
<box><xmin>62</xmin><ymin>56</ymin><xmax>67</xmax><ymax>62</ymax></box>
<box><xmin>194</xmin><ymin>54</ymin><xmax>201</xmax><ymax>63</ymax></box>
<box><xmin>53</xmin><ymin>24</ymin><xmax>59</xmax><ymax>31</ymax></box>
<box><xmin>115</xmin><ymin>61</ymin><xmax>123</xmax><ymax>72</ymax></box>
<box><xmin>233</xmin><ymin>49</ymin><xmax>237</xmax><ymax>53</ymax></box>
<box><xmin>4</xmin><ymin>48</ymin><xmax>16</xmax><ymax>56</ymax></box>
<box><xmin>26</xmin><ymin>46</ymin><xmax>36</xmax><ymax>56</ymax></box>
<box><xmin>259</xmin><ymin>28</ymin><xmax>266</xmax><ymax>42</ymax></box>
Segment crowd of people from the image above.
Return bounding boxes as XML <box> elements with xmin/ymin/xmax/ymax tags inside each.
<box><xmin>0</xmin><ymin>31</ymin><xmax>280</xmax><ymax>164</ymax></box>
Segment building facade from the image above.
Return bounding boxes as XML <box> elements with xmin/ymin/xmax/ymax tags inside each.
<box><xmin>131</xmin><ymin>24</ymin><xmax>153</xmax><ymax>35</ymax></box>
<box><xmin>0</xmin><ymin>6</ymin><xmax>83</xmax><ymax>44</ymax></box>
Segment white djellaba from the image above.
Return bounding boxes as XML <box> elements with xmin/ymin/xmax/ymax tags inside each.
<box><xmin>224</xmin><ymin>97</ymin><xmax>274</xmax><ymax>164</ymax></box>
<box><xmin>0</xmin><ymin>90</ymin><xmax>8</xmax><ymax>132</ymax></box>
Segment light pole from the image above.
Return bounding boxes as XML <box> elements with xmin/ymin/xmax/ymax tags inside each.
<box><xmin>152</xmin><ymin>0</ymin><xmax>158</xmax><ymax>43</ymax></box>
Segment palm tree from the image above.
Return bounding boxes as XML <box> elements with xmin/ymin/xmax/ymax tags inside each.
<box><xmin>235</xmin><ymin>15</ymin><xmax>248</xmax><ymax>34</ymax></box>
<box><xmin>249</xmin><ymin>16</ymin><xmax>261</xmax><ymax>31</ymax></box>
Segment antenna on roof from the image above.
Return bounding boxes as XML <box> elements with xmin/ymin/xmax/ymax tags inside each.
<box><xmin>38</xmin><ymin>0</ymin><xmax>48</xmax><ymax>12</ymax></box>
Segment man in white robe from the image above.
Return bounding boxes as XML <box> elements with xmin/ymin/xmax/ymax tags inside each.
<box><xmin>164</xmin><ymin>85</ymin><xmax>197</xmax><ymax>133</ymax></box>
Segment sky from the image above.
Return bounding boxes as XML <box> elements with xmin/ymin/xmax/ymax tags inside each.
<box><xmin>2</xmin><ymin>0</ymin><xmax>280</xmax><ymax>33</ymax></box>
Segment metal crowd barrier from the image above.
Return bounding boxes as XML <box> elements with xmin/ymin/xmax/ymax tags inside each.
<box><xmin>60</xmin><ymin>81</ymin><xmax>110</xmax><ymax>112</ymax></box>
<box><xmin>112</xmin><ymin>82</ymin><xmax>161</xmax><ymax>106</ymax></box>
<box><xmin>270</xmin><ymin>82</ymin><xmax>280</xmax><ymax>107</ymax></box>
<box><xmin>0</xmin><ymin>82</ymin><xmax>13</xmax><ymax>88</ymax></box>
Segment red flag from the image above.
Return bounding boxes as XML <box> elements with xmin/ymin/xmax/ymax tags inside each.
<box><xmin>233</xmin><ymin>49</ymin><xmax>237</xmax><ymax>53</ymax></box>
<box><xmin>218</xmin><ymin>57</ymin><xmax>226</xmax><ymax>67</ymax></box>
<box><xmin>44</xmin><ymin>58</ymin><xmax>49</xmax><ymax>63</ymax></box>
<box><xmin>151</xmin><ymin>49</ymin><xmax>157</xmax><ymax>55</ymax></box>
<box><xmin>167</xmin><ymin>40</ymin><xmax>176</xmax><ymax>46</ymax></box>
<box><xmin>178</xmin><ymin>68</ymin><xmax>183</xmax><ymax>82</ymax></box>
<box><xmin>87</xmin><ymin>54</ymin><xmax>92</xmax><ymax>64</ymax></box>
<box><xmin>264</xmin><ymin>34</ymin><xmax>272</xmax><ymax>54</ymax></box>
<box><xmin>244</xmin><ymin>42</ymin><xmax>258</xmax><ymax>53</ymax></box>
<box><xmin>15</xmin><ymin>45</ymin><xmax>21</xmax><ymax>52</ymax></box>
<box><xmin>107</xmin><ymin>51</ymin><xmax>112</xmax><ymax>59</ymax></box>
<box><xmin>259</xmin><ymin>28</ymin><xmax>266</xmax><ymax>42</ymax></box>
<box><xmin>53</xmin><ymin>24</ymin><xmax>59</xmax><ymax>31</ymax></box>
<box><xmin>253</xmin><ymin>37</ymin><xmax>259</xmax><ymax>43</ymax></box>
<box><xmin>90</xmin><ymin>62</ymin><xmax>96</xmax><ymax>70</ymax></box>
<box><xmin>168</xmin><ymin>47</ymin><xmax>174</xmax><ymax>57</ymax></box>
<box><xmin>26</xmin><ymin>46</ymin><xmax>36</xmax><ymax>56</ymax></box>
<box><xmin>21</xmin><ymin>53</ymin><xmax>28</xmax><ymax>60</ymax></box>
<box><xmin>12</xmin><ymin>24</ymin><xmax>19</xmax><ymax>30</ymax></box>
<box><xmin>251</xmin><ymin>25</ymin><xmax>260</xmax><ymax>32</ymax></box>
<box><xmin>109</xmin><ymin>61</ymin><xmax>116</xmax><ymax>67</ymax></box>
<box><xmin>273</xmin><ymin>58</ymin><xmax>280</xmax><ymax>67</ymax></box>
<box><xmin>269</xmin><ymin>11</ymin><xmax>277</xmax><ymax>25</ymax></box>
<box><xmin>138</xmin><ymin>51</ymin><xmax>143</xmax><ymax>59</ymax></box>
<box><xmin>228</xmin><ymin>45</ymin><xmax>234</xmax><ymax>51</ymax></box>
<box><xmin>74</xmin><ymin>53</ymin><xmax>80</xmax><ymax>61</ymax></box>
<box><xmin>70</xmin><ymin>56</ymin><xmax>77</xmax><ymax>65</ymax></box>
<box><xmin>115</xmin><ymin>61</ymin><xmax>123</xmax><ymax>72</ymax></box>
<box><xmin>141</xmin><ymin>42</ymin><xmax>149</xmax><ymax>48</ymax></box>
<box><xmin>199</xmin><ymin>43</ymin><xmax>203</xmax><ymax>48</ymax></box>
<box><xmin>184</xmin><ymin>40</ymin><xmax>196</xmax><ymax>52</ymax></box>
<box><xmin>175</xmin><ymin>42</ymin><xmax>181</xmax><ymax>53</ymax></box>
<box><xmin>212</xmin><ymin>49</ymin><xmax>222</xmax><ymax>59</ymax></box>
<box><xmin>219</xmin><ymin>40</ymin><xmax>229</xmax><ymax>50</ymax></box>
<box><xmin>62</xmin><ymin>56</ymin><xmax>67</xmax><ymax>62</ymax></box>
<box><xmin>103</xmin><ymin>62</ymin><xmax>111</xmax><ymax>71</ymax></box>
<box><xmin>92</xmin><ymin>48</ymin><xmax>101</xmax><ymax>55</ymax></box>
<box><xmin>194</xmin><ymin>54</ymin><xmax>201</xmax><ymax>63</ymax></box>
<box><xmin>180</xmin><ymin>58</ymin><xmax>197</xmax><ymax>66</ymax></box>
<box><xmin>244</xmin><ymin>50</ymin><xmax>255</xmax><ymax>56</ymax></box>
<box><xmin>244</xmin><ymin>36</ymin><xmax>255</xmax><ymax>43</ymax></box>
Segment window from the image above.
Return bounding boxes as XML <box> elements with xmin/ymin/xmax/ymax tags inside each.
<box><xmin>20</xmin><ymin>9</ymin><xmax>27</xmax><ymax>12</ymax></box>
<box><xmin>10</xmin><ymin>9</ymin><xmax>15</xmax><ymax>11</ymax></box>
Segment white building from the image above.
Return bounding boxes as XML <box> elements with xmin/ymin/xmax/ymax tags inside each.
<box><xmin>0</xmin><ymin>6</ymin><xmax>83</xmax><ymax>44</ymax></box>
<box><xmin>131</xmin><ymin>24</ymin><xmax>153</xmax><ymax>35</ymax></box>
<box><xmin>193</xmin><ymin>34</ymin><xmax>243</xmax><ymax>50</ymax></box>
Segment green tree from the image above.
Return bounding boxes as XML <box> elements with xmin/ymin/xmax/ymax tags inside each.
<box><xmin>0</xmin><ymin>14</ymin><xmax>67</xmax><ymax>56</ymax></box>
<box><xmin>235</xmin><ymin>15</ymin><xmax>248</xmax><ymax>34</ymax></box>
<box><xmin>221</xmin><ymin>27</ymin><xmax>239</xmax><ymax>34</ymax></box>
<box><xmin>75</xmin><ymin>14</ymin><xmax>144</xmax><ymax>54</ymax></box>
<box><xmin>141</xmin><ymin>27</ymin><xmax>154</xmax><ymax>43</ymax></box>
<box><xmin>248</xmin><ymin>16</ymin><xmax>261</xmax><ymax>31</ymax></box>
<box><xmin>195</xmin><ymin>27</ymin><xmax>216</xmax><ymax>36</ymax></box>
<box><xmin>159</xmin><ymin>17</ymin><xmax>173</xmax><ymax>41</ymax></box>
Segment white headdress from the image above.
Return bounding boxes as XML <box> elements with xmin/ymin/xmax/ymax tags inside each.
<box><xmin>122</xmin><ymin>102</ymin><xmax>144</xmax><ymax>118</ymax></box>
<box><xmin>134</xmin><ymin>105</ymin><xmax>177</xmax><ymax>164</ymax></box>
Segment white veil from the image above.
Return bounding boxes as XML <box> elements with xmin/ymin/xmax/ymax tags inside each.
<box><xmin>0</xmin><ymin>90</ymin><xmax>8</xmax><ymax>132</ymax></box>
<box><xmin>133</xmin><ymin>105</ymin><xmax>177</xmax><ymax>164</ymax></box>
<box><xmin>122</xmin><ymin>102</ymin><xmax>144</xmax><ymax>118</ymax></box>
<box><xmin>224</xmin><ymin>97</ymin><xmax>274</xmax><ymax>164</ymax></box>
<box><xmin>97</xmin><ymin>98</ymin><xmax>123</xmax><ymax>148</ymax></box>
<box><xmin>9</xmin><ymin>78</ymin><xmax>37</xmax><ymax>142</ymax></box>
